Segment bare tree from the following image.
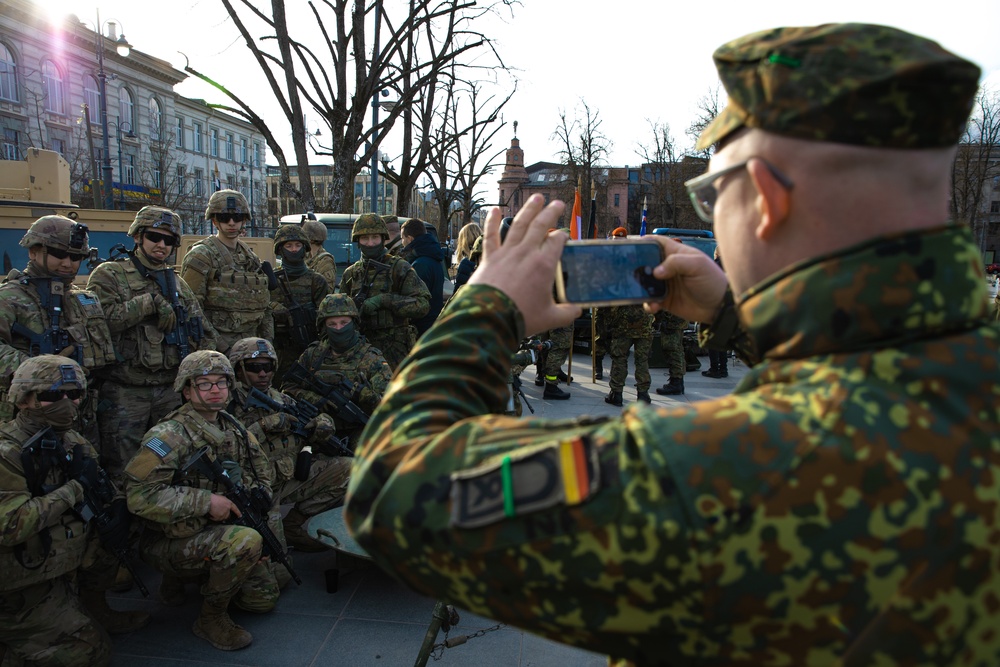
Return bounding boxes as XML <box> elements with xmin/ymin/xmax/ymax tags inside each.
<box><xmin>951</xmin><ymin>87</ymin><xmax>1000</xmax><ymax>252</ymax></box>
<box><xmin>685</xmin><ymin>85</ymin><xmax>723</xmax><ymax>158</ymax></box>
<box><xmin>182</xmin><ymin>0</ymin><xmax>516</xmax><ymax>216</ymax></box>
<box><xmin>635</xmin><ymin>120</ymin><xmax>705</xmax><ymax>230</ymax></box>
<box><xmin>552</xmin><ymin>99</ymin><xmax>611</xmax><ymax>206</ymax></box>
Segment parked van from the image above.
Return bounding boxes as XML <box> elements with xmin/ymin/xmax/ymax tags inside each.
<box><xmin>279</xmin><ymin>212</ymin><xmax>412</xmax><ymax>272</ymax></box>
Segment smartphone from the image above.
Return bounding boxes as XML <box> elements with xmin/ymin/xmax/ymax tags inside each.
<box><xmin>555</xmin><ymin>239</ymin><xmax>667</xmax><ymax>307</ymax></box>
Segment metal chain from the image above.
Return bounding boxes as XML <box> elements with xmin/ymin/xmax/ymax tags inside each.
<box><xmin>429</xmin><ymin>622</ymin><xmax>507</xmax><ymax>661</ymax></box>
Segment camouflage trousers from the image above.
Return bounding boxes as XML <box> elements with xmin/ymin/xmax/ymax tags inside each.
<box><xmin>98</xmin><ymin>381</ymin><xmax>181</xmax><ymax>482</ymax></box>
<box><xmin>0</xmin><ymin>576</ymin><xmax>111</xmax><ymax>667</ymax></box>
<box><xmin>140</xmin><ymin>524</ymin><xmax>279</xmax><ymax>613</ymax></box>
<box><xmin>539</xmin><ymin>325</ymin><xmax>573</xmax><ymax>379</ymax></box>
<box><xmin>367</xmin><ymin>325</ymin><xmax>416</xmax><ymax>371</ymax></box>
<box><xmin>609</xmin><ymin>335</ymin><xmax>652</xmax><ymax>392</ymax></box>
<box><xmin>277</xmin><ymin>455</ymin><xmax>352</xmax><ymax>517</ymax></box>
<box><xmin>660</xmin><ymin>328</ymin><xmax>686</xmax><ymax>378</ymax></box>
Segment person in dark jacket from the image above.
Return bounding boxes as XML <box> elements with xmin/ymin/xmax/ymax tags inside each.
<box><xmin>400</xmin><ymin>219</ymin><xmax>444</xmax><ymax>336</ymax></box>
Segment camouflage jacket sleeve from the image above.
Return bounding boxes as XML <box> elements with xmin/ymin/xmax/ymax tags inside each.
<box><xmin>312</xmin><ymin>273</ymin><xmax>331</xmax><ymax>308</ymax></box>
<box><xmin>386</xmin><ymin>259</ymin><xmax>430</xmax><ymax>320</ymax></box>
<box><xmin>0</xmin><ymin>440</ymin><xmax>83</xmax><ymax>546</ymax></box>
<box><xmin>338</xmin><ymin>263</ymin><xmax>358</xmax><ymax>298</ymax></box>
<box><xmin>0</xmin><ymin>284</ymin><xmax>30</xmax><ymax>384</ymax></box>
<box><xmin>177</xmin><ymin>275</ymin><xmax>219</xmax><ymax>351</ymax></box>
<box><xmin>179</xmin><ymin>243</ymin><xmax>213</xmax><ymax>307</ymax></box>
<box><xmin>86</xmin><ymin>262</ymin><xmax>156</xmax><ymax>335</ymax></box>
<box><xmin>124</xmin><ymin>423</ymin><xmax>213</xmax><ymax>526</ymax></box>
<box><xmin>696</xmin><ymin>286</ymin><xmax>758</xmax><ymax>366</ymax></box>
<box><xmin>309</xmin><ymin>252</ymin><xmax>338</xmax><ymax>290</ymax></box>
<box><xmin>356</xmin><ymin>347</ymin><xmax>392</xmax><ymax>414</ymax></box>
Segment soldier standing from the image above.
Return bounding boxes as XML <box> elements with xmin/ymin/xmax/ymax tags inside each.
<box><xmin>654</xmin><ymin>310</ymin><xmax>688</xmax><ymax>395</ymax></box>
<box><xmin>228</xmin><ymin>337</ymin><xmax>351</xmax><ymax>552</ymax></box>
<box><xmin>269</xmin><ymin>224</ymin><xmax>330</xmax><ymax>383</ymax></box>
<box><xmin>124</xmin><ymin>351</ymin><xmax>283</xmax><ymax>651</ymax></box>
<box><xmin>0</xmin><ymin>356</ymin><xmax>148</xmax><ymax>666</ymax></box>
<box><xmin>180</xmin><ymin>190</ymin><xmax>272</xmax><ymax>355</ymax></box>
<box><xmin>338</xmin><ymin>213</ymin><xmax>429</xmax><ymax>370</ymax></box>
<box><xmin>87</xmin><ymin>206</ymin><xmax>216</xmax><ymax>480</ymax></box>
<box><xmin>602</xmin><ymin>305</ymin><xmax>654</xmax><ymax>406</ymax></box>
<box><xmin>282</xmin><ymin>294</ymin><xmax>392</xmax><ymax>447</ymax></box>
<box><xmin>302</xmin><ymin>218</ymin><xmax>338</xmax><ymax>289</ymax></box>
<box><xmin>0</xmin><ymin>216</ymin><xmax>116</xmax><ymax>439</ymax></box>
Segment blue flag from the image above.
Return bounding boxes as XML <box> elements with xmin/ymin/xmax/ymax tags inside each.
<box><xmin>639</xmin><ymin>196</ymin><xmax>648</xmax><ymax>236</ymax></box>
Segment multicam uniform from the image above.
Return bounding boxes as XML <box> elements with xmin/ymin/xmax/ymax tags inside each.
<box><xmin>88</xmin><ymin>207</ymin><xmax>216</xmax><ymax>479</ymax></box>
<box><xmin>303</xmin><ymin>218</ymin><xmax>339</xmax><ymax>289</ymax></box>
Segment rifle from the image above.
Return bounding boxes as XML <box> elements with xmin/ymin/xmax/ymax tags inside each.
<box><xmin>67</xmin><ymin>443</ymin><xmax>149</xmax><ymax>597</ymax></box>
<box><xmin>283</xmin><ymin>362</ymin><xmax>370</xmax><ymax>427</ymax></box>
<box><xmin>181</xmin><ymin>445</ymin><xmax>302</xmax><ymax>585</ymax></box>
<box><xmin>350</xmin><ymin>257</ymin><xmax>392</xmax><ymax>310</ymax></box>
<box><xmin>272</xmin><ymin>270</ymin><xmax>316</xmax><ymax>349</ymax></box>
<box><xmin>131</xmin><ymin>253</ymin><xmax>203</xmax><ymax>360</ymax></box>
<box><xmin>243</xmin><ymin>387</ymin><xmax>352</xmax><ymax>457</ymax></box>
<box><xmin>10</xmin><ymin>279</ymin><xmax>83</xmax><ymax>363</ymax></box>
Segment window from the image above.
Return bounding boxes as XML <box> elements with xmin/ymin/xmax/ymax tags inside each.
<box><xmin>50</xmin><ymin>137</ymin><xmax>65</xmax><ymax>155</ymax></box>
<box><xmin>152</xmin><ymin>166</ymin><xmax>162</xmax><ymax>190</ymax></box>
<box><xmin>253</xmin><ymin>142</ymin><xmax>261</xmax><ymax>167</ymax></box>
<box><xmin>176</xmin><ymin>165</ymin><xmax>185</xmax><ymax>195</ymax></box>
<box><xmin>614</xmin><ymin>193</ymin><xmax>620</xmax><ymax>207</ymax></box>
<box><xmin>194</xmin><ymin>168</ymin><xmax>204</xmax><ymax>196</ymax></box>
<box><xmin>118</xmin><ymin>86</ymin><xmax>134</xmax><ymax>128</ymax></box>
<box><xmin>226</xmin><ymin>133</ymin><xmax>234</xmax><ymax>161</ymax></box>
<box><xmin>992</xmin><ymin>201</ymin><xmax>1000</xmax><ymax>214</ymax></box>
<box><xmin>240</xmin><ymin>138</ymin><xmax>248</xmax><ymax>164</ymax></box>
<box><xmin>175</xmin><ymin>116</ymin><xmax>184</xmax><ymax>148</ymax></box>
<box><xmin>271</xmin><ymin>182</ymin><xmax>278</xmax><ymax>198</ymax></box>
<box><xmin>226</xmin><ymin>175</ymin><xmax>235</xmax><ymax>190</ymax></box>
<box><xmin>210</xmin><ymin>128</ymin><xmax>218</xmax><ymax>157</ymax></box>
<box><xmin>41</xmin><ymin>60</ymin><xmax>64</xmax><ymax>114</ymax></box>
<box><xmin>83</xmin><ymin>75</ymin><xmax>100</xmax><ymax>120</ymax></box>
<box><xmin>315</xmin><ymin>182</ymin><xmax>325</xmax><ymax>199</ymax></box>
<box><xmin>148</xmin><ymin>97</ymin><xmax>162</xmax><ymax>141</ymax></box>
<box><xmin>193</xmin><ymin>122</ymin><xmax>203</xmax><ymax>152</ymax></box>
<box><xmin>0</xmin><ymin>43</ymin><xmax>18</xmax><ymax>103</ymax></box>
<box><xmin>124</xmin><ymin>154</ymin><xmax>135</xmax><ymax>185</ymax></box>
<box><xmin>2</xmin><ymin>128</ymin><xmax>20</xmax><ymax>160</ymax></box>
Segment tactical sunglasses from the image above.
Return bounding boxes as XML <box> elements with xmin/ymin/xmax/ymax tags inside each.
<box><xmin>36</xmin><ymin>388</ymin><xmax>85</xmax><ymax>402</ymax></box>
<box><xmin>244</xmin><ymin>361</ymin><xmax>275</xmax><ymax>374</ymax></box>
<box><xmin>214</xmin><ymin>213</ymin><xmax>247</xmax><ymax>223</ymax></box>
<box><xmin>144</xmin><ymin>231</ymin><xmax>180</xmax><ymax>247</ymax></box>
<box><xmin>45</xmin><ymin>246</ymin><xmax>87</xmax><ymax>262</ymax></box>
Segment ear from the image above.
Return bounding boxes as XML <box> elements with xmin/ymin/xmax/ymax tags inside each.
<box><xmin>747</xmin><ymin>159</ymin><xmax>791</xmax><ymax>241</ymax></box>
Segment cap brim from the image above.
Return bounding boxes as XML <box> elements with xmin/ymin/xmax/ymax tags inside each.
<box><xmin>696</xmin><ymin>104</ymin><xmax>748</xmax><ymax>151</ymax></box>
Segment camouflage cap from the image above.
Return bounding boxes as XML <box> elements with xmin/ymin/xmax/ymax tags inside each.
<box><xmin>302</xmin><ymin>219</ymin><xmax>328</xmax><ymax>243</ymax></box>
<box><xmin>273</xmin><ymin>223</ymin><xmax>311</xmax><ymax>252</ymax></box>
<box><xmin>173</xmin><ymin>350</ymin><xmax>235</xmax><ymax>392</ymax></box>
<box><xmin>317</xmin><ymin>293</ymin><xmax>358</xmax><ymax>325</ymax></box>
<box><xmin>697</xmin><ymin>23</ymin><xmax>981</xmax><ymax>150</ymax></box>
<box><xmin>20</xmin><ymin>215</ymin><xmax>90</xmax><ymax>254</ymax></box>
<box><xmin>228</xmin><ymin>337</ymin><xmax>277</xmax><ymax>366</ymax></box>
<box><xmin>352</xmin><ymin>213</ymin><xmax>389</xmax><ymax>243</ymax></box>
<box><xmin>205</xmin><ymin>189</ymin><xmax>249</xmax><ymax>220</ymax></box>
<box><xmin>381</xmin><ymin>215</ymin><xmax>399</xmax><ymax>228</ymax></box>
<box><xmin>128</xmin><ymin>206</ymin><xmax>181</xmax><ymax>238</ymax></box>
<box><xmin>9</xmin><ymin>355</ymin><xmax>86</xmax><ymax>406</ymax></box>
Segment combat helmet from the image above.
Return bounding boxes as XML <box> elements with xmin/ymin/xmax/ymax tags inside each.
<box><xmin>351</xmin><ymin>213</ymin><xmax>388</xmax><ymax>243</ymax></box>
<box><xmin>205</xmin><ymin>189</ymin><xmax>249</xmax><ymax>221</ymax></box>
<box><xmin>228</xmin><ymin>337</ymin><xmax>277</xmax><ymax>366</ymax></box>
<box><xmin>19</xmin><ymin>215</ymin><xmax>90</xmax><ymax>255</ymax></box>
<box><xmin>301</xmin><ymin>218</ymin><xmax>328</xmax><ymax>244</ymax></box>
<box><xmin>128</xmin><ymin>206</ymin><xmax>182</xmax><ymax>239</ymax></box>
<box><xmin>173</xmin><ymin>350</ymin><xmax>235</xmax><ymax>393</ymax></box>
<box><xmin>316</xmin><ymin>293</ymin><xmax>358</xmax><ymax>327</ymax></box>
<box><xmin>273</xmin><ymin>223</ymin><xmax>311</xmax><ymax>253</ymax></box>
<box><xmin>9</xmin><ymin>355</ymin><xmax>87</xmax><ymax>406</ymax></box>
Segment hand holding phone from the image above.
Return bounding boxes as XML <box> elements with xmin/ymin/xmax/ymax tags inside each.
<box><xmin>555</xmin><ymin>239</ymin><xmax>667</xmax><ymax>307</ymax></box>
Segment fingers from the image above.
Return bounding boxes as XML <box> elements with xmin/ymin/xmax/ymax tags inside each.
<box><xmin>228</xmin><ymin>499</ymin><xmax>242</xmax><ymax>519</ymax></box>
<box><xmin>481</xmin><ymin>207</ymin><xmax>503</xmax><ymax>261</ymax></box>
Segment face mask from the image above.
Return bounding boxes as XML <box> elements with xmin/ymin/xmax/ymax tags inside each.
<box><xmin>22</xmin><ymin>397</ymin><xmax>78</xmax><ymax>433</ymax></box>
<box><xmin>281</xmin><ymin>246</ymin><xmax>307</xmax><ymax>277</ymax></box>
<box><xmin>326</xmin><ymin>322</ymin><xmax>359</xmax><ymax>352</ymax></box>
<box><xmin>360</xmin><ymin>244</ymin><xmax>385</xmax><ymax>260</ymax></box>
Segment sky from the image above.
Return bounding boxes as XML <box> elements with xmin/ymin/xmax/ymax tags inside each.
<box><xmin>44</xmin><ymin>0</ymin><xmax>1000</xmax><ymax>209</ymax></box>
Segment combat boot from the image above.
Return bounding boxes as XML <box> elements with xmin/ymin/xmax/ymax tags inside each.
<box><xmin>79</xmin><ymin>588</ymin><xmax>151</xmax><ymax>635</ymax></box>
<box><xmin>159</xmin><ymin>574</ymin><xmax>187</xmax><ymax>606</ymax></box>
<box><xmin>636</xmin><ymin>391</ymin><xmax>651</xmax><ymax>404</ymax></box>
<box><xmin>534</xmin><ymin>372</ymin><xmax>544</xmax><ymax>387</ymax></box>
<box><xmin>554</xmin><ymin>369</ymin><xmax>573</xmax><ymax>383</ymax></box>
<box><xmin>655</xmin><ymin>377</ymin><xmax>685</xmax><ymax>395</ymax></box>
<box><xmin>543</xmin><ymin>381</ymin><xmax>570</xmax><ymax>400</ymax></box>
<box><xmin>604</xmin><ymin>390</ymin><xmax>623</xmax><ymax>407</ymax></box>
<box><xmin>283</xmin><ymin>508</ymin><xmax>327</xmax><ymax>553</ymax></box>
<box><xmin>193</xmin><ymin>597</ymin><xmax>253</xmax><ymax>651</ymax></box>
<box><xmin>594</xmin><ymin>357</ymin><xmax>604</xmax><ymax>380</ymax></box>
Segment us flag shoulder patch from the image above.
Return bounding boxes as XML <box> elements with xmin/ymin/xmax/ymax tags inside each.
<box><xmin>144</xmin><ymin>437</ymin><xmax>172</xmax><ymax>459</ymax></box>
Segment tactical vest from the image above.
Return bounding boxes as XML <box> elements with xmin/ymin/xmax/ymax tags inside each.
<box><xmin>0</xmin><ymin>425</ymin><xmax>90</xmax><ymax>591</ymax></box>
<box><xmin>193</xmin><ymin>237</ymin><xmax>270</xmax><ymax>334</ymax></box>
<box><xmin>270</xmin><ymin>269</ymin><xmax>319</xmax><ymax>345</ymax></box>
<box><xmin>229</xmin><ymin>384</ymin><xmax>301</xmax><ymax>483</ymax></box>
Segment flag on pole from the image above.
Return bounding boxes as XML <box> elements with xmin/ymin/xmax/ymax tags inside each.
<box><xmin>570</xmin><ymin>187</ymin><xmax>583</xmax><ymax>240</ymax></box>
<box><xmin>587</xmin><ymin>189</ymin><xmax>597</xmax><ymax>239</ymax></box>
<box><xmin>639</xmin><ymin>196</ymin><xmax>648</xmax><ymax>236</ymax></box>
<box><xmin>212</xmin><ymin>163</ymin><xmax>222</xmax><ymax>192</ymax></box>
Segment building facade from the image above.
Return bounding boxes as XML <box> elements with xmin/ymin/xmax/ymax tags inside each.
<box><xmin>0</xmin><ymin>0</ymin><xmax>264</xmax><ymax>234</ymax></box>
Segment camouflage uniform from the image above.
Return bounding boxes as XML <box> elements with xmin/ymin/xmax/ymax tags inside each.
<box><xmin>345</xmin><ymin>26</ymin><xmax>998</xmax><ymax>666</ymax></box>
<box><xmin>180</xmin><ymin>191</ymin><xmax>273</xmax><ymax>355</ymax></box>
<box><xmin>602</xmin><ymin>305</ymin><xmax>654</xmax><ymax>404</ymax></box>
<box><xmin>302</xmin><ymin>218</ymin><xmax>339</xmax><ymax>289</ymax></box>
<box><xmin>339</xmin><ymin>213</ymin><xmax>430</xmax><ymax>370</ymax></box>
<box><xmin>0</xmin><ymin>357</ymin><xmax>145</xmax><ymax>666</ymax></box>
<box><xmin>654</xmin><ymin>310</ymin><xmax>688</xmax><ymax>396</ymax></box>
<box><xmin>269</xmin><ymin>224</ymin><xmax>330</xmax><ymax>383</ymax></box>
<box><xmin>87</xmin><ymin>207</ymin><xmax>216</xmax><ymax>480</ymax></box>
<box><xmin>227</xmin><ymin>338</ymin><xmax>351</xmax><ymax>551</ymax></box>
<box><xmin>0</xmin><ymin>216</ymin><xmax>116</xmax><ymax>439</ymax></box>
<box><xmin>124</xmin><ymin>351</ymin><xmax>282</xmax><ymax>649</ymax></box>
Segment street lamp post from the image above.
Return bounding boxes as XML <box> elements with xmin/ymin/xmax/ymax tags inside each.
<box><xmin>92</xmin><ymin>10</ymin><xmax>131</xmax><ymax>211</ymax></box>
<box><xmin>112</xmin><ymin>115</ymin><xmax>134</xmax><ymax>210</ymax></box>
<box><xmin>240</xmin><ymin>144</ymin><xmax>256</xmax><ymax>236</ymax></box>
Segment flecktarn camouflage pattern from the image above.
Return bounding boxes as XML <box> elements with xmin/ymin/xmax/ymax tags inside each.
<box><xmin>345</xmin><ymin>224</ymin><xmax>1000</xmax><ymax>665</ymax></box>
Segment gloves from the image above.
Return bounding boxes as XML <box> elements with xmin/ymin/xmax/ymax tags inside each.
<box><xmin>306</xmin><ymin>414</ymin><xmax>337</xmax><ymax>443</ymax></box>
<box><xmin>152</xmin><ymin>294</ymin><xmax>177</xmax><ymax>332</ymax></box>
<box><xmin>67</xmin><ymin>445</ymin><xmax>100</xmax><ymax>492</ymax></box>
<box><xmin>259</xmin><ymin>412</ymin><xmax>297</xmax><ymax>433</ymax></box>
<box><xmin>360</xmin><ymin>294</ymin><xmax>385</xmax><ymax>316</ymax></box>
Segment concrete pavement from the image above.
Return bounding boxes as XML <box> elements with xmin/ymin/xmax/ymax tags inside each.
<box><xmin>109</xmin><ymin>349</ymin><xmax>747</xmax><ymax>667</ymax></box>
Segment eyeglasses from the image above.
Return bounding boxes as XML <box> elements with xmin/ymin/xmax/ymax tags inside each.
<box><xmin>144</xmin><ymin>231</ymin><xmax>180</xmax><ymax>247</ymax></box>
<box><xmin>36</xmin><ymin>388</ymin><xmax>85</xmax><ymax>402</ymax></box>
<box><xmin>45</xmin><ymin>247</ymin><xmax>87</xmax><ymax>262</ymax></box>
<box><xmin>685</xmin><ymin>159</ymin><xmax>794</xmax><ymax>223</ymax></box>
<box><xmin>192</xmin><ymin>379</ymin><xmax>232</xmax><ymax>392</ymax></box>
<box><xmin>243</xmin><ymin>361</ymin><xmax>275</xmax><ymax>374</ymax></box>
<box><xmin>214</xmin><ymin>213</ymin><xmax>247</xmax><ymax>223</ymax></box>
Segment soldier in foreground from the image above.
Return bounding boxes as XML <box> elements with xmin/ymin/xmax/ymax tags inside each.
<box><xmin>124</xmin><ymin>351</ymin><xmax>282</xmax><ymax>651</ymax></box>
<box><xmin>180</xmin><ymin>190</ymin><xmax>272</xmax><ymax>355</ymax></box>
<box><xmin>228</xmin><ymin>337</ymin><xmax>351</xmax><ymax>551</ymax></box>
<box><xmin>87</xmin><ymin>206</ymin><xmax>215</xmax><ymax>480</ymax></box>
<box><xmin>338</xmin><ymin>214</ymin><xmax>429</xmax><ymax>370</ymax></box>
<box><xmin>302</xmin><ymin>217</ymin><xmax>339</xmax><ymax>289</ymax></box>
<box><xmin>0</xmin><ymin>216</ymin><xmax>116</xmax><ymax>437</ymax></box>
<box><xmin>345</xmin><ymin>24</ymin><xmax>1000</xmax><ymax>665</ymax></box>
<box><xmin>0</xmin><ymin>356</ymin><xmax>148</xmax><ymax>666</ymax></box>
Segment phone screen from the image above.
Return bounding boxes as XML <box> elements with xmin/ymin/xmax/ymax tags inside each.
<box><xmin>558</xmin><ymin>241</ymin><xmax>666</xmax><ymax>305</ymax></box>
